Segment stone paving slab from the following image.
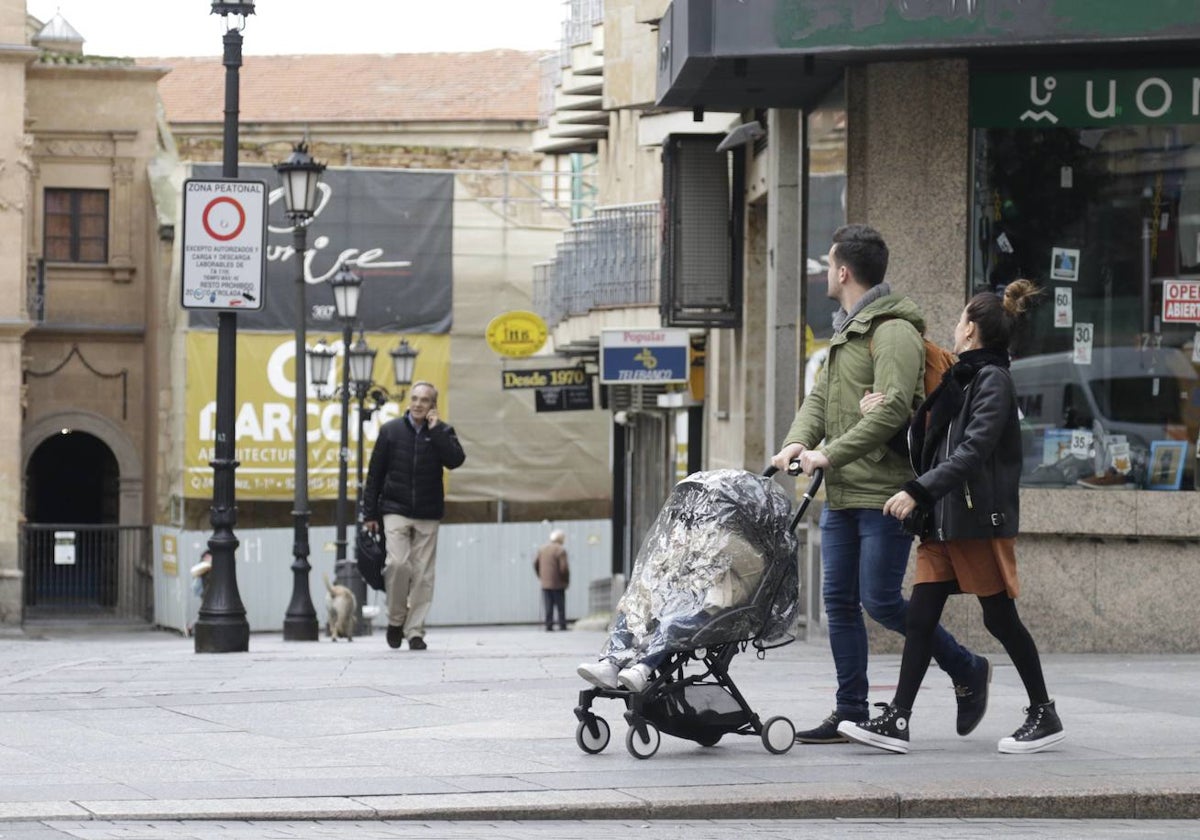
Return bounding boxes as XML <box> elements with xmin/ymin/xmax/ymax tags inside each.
<box><xmin>0</xmin><ymin>626</ymin><xmax>1198</xmax><ymax>823</ymax></box>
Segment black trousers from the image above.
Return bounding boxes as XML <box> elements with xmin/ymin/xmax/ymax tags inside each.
<box><xmin>542</xmin><ymin>588</ymin><xmax>567</xmax><ymax>629</ymax></box>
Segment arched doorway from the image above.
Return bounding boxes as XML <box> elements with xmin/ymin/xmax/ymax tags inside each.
<box><xmin>22</xmin><ymin>429</ymin><xmax>146</xmax><ymax>619</ymax></box>
<box><xmin>26</xmin><ymin>431</ymin><xmax>119</xmax><ymax>525</ymax></box>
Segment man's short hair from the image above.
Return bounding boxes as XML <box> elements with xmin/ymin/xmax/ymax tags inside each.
<box><xmin>410</xmin><ymin>381</ymin><xmax>438</xmax><ymax>404</ymax></box>
<box><xmin>550</xmin><ymin>529</ymin><xmax>566</xmax><ymax>544</ymax></box>
<box><xmin>831</xmin><ymin>224</ymin><xmax>889</xmax><ymax>288</ymax></box>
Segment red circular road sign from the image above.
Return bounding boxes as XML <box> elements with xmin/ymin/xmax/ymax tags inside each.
<box><xmin>201</xmin><ymin>196</ymin><xmax>247</xmax><ymax>241</ymax></box>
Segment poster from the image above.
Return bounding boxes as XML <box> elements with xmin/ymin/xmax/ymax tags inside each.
<box><xmin>1051</xmin><ymin>247</ymin><xmax>1080</xmax><ymax>282</ymax></box>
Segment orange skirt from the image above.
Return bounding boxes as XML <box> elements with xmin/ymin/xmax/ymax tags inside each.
<box><xmin>915</xmin><ymin>538</ymin><xmax>1019</xmax><ymax>599</ymax></box>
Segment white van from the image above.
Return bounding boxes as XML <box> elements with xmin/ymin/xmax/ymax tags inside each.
<box><xmin>1010</xmin><ymin>347</ymin><xmax>1199</xmax><ymax>485</ymax></box>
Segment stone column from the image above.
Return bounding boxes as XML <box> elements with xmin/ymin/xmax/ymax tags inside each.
<box><xmin>0</xmin><ymin>29</ymin><xmax>38</xmax><ymax>624</ymax></box>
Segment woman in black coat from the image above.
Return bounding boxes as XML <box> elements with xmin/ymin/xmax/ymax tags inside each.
<box><xmin>839</xmin><ymin>279</ymin><xmax>1065</xmax><ymax>755</ymax></box>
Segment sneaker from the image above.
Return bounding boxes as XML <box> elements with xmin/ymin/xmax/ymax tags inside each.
<box><xmin>794</xmin><ymin>710</ymin><xmax>862</xmax><ymax>744</ymax></box>
<box><xmin>617</xmin><ymin>663</ymin><xmax>652</xmax><ymax>692</ymax></box>
<box><xmin>408</xmin><ymin>636</ymin><xmax>427</xmax><ymax>651</ymax></box>
<box><xmin>954</xmin><ymin>656</ymin><xmax>992</xmax><ymax>736</ymax></box>
<box><xmin>1077</xmin><ymin>470</ymin><xmax>1134</xmax><ymax>490</ymax></box>
<box><xmin>577</xmin><ymin>660</ymin><xmax>619</xmax><ymax>689</ymax></box>
<box><xmin>838</xmin><ymin>703</ymin><xmax>911</xmax><ymax>754</ymax></box>
<box><xmin>386</xmin><ymin>626</ymin><xmax>403</xmax><ymax>649</ymax></box>
<box><xmin>998</xmin><ymin>700</ymin><xmax>1065</xmax><ymax>754</ymax></box>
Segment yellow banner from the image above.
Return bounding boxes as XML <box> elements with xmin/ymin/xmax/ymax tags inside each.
<box><xmin>184</xmin><ymin>330</ymin><xmax>450</xmax><ymax>500</ymax></box>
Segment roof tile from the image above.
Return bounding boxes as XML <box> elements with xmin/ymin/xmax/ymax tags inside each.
<box><xmin>139</xmin><ymin>50</ymin><xmax>542</xmax><ymax>124</ymax></box>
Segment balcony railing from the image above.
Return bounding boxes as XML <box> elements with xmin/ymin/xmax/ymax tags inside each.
<box><xmin>533</xmin><ymin>201</ymin><xmax>659</xmax><ymax>328</ymax></box>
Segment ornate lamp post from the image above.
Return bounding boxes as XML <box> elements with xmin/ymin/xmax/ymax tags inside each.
<box><xmin>195</xmin><ymin>0</ymin><xmax>255</xmax><ymax>654</ymax></box>
<box><xmin>328</xmin><ymin>265</ymin><xmax>367</xmax><ymax>624</ymax></box>
<box><xmin>275</xmin><ymin>142</ymin><xmax>325</xmax><ymax>642</ymax></box>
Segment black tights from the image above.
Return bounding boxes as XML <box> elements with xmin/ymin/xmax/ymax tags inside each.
<box><xmin>893</xmin><ymin>580</ymin><xmax>1049</xmax><ymax>712</ymax></box>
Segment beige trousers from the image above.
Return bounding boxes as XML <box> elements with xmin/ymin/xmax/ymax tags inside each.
<box><xmin>382</xmin><ymin>514</ymin><xmax>441</xmax><ymax>638</ymax></box>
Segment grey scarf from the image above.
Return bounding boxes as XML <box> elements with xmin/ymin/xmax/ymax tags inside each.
<box><xmin>831</xmin><ymin>281</ymin><xmax>892</xmax><ymax>334</ymax></box>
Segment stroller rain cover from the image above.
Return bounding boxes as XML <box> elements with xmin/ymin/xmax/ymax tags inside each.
<box><xmin>602</xmin><ymin>469</ymin><xmax>800</xmax><ymax>665</ymax></box>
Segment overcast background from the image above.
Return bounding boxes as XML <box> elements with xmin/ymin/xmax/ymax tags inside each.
<box><xmin>27</xmin><ymin>0</ymin><xmax>567</xmax><ymax>56</ymax></box>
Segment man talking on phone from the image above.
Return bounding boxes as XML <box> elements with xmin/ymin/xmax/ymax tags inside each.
<box><xmin>363</xmin><ymin>381</ymin><xmax>466</xmax><ymax>650</ymax></box>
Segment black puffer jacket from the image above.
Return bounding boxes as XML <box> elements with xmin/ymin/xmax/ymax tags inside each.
<box><xmin>903</xmin><ymin>349</ymin><xmax>1021</xmax><ymax>541</ymax></box>
<box><xmin>362</xmin><ymin>413</ymin><xmax>466</xmax><ymax>522</ymax></box>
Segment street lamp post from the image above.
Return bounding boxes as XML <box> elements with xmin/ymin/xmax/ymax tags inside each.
<box><xmin>328</xmin><ymin>265</ymin><xmax>367</xmax><ymax>629</ymax></box>
<box><xmin>276</xmin><ymin>143</ymin><xmax>326</xmax><ymax>642</ymax></box>
<box><xmin>195</xmin><ymin>0</ymin><xmax>255</xmax><ymax>653</ymax></box>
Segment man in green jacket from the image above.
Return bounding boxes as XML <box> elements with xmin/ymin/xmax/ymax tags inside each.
<box><xmin>772</xmin><ymin>224</ymin><xmax>989</xmax><ymax>743</ymax></box>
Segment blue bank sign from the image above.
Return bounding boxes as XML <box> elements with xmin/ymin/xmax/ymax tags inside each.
<box><xmin>600</xmin><ymin>328</ymin><xmax>690</xmax><ymax>384</ymax></box>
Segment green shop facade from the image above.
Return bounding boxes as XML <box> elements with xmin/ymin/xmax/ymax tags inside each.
<box><xmin>657</xmin><ymin>0</ymin><xmax>1200</xmax><ymax>651</ymax></box>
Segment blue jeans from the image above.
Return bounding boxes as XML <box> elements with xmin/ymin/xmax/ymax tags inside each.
<box><xmin>820</xmin><ymin>507</ymin><xmax>976</xmax><ymax>720</ymax></box>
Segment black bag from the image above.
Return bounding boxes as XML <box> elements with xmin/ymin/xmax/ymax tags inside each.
<box><xmin>355</xmin><ymin>528</ymin><xmax>386</xmax><ymax>592</ymax></box>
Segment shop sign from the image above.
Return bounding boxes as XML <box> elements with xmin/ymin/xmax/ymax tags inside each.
<box><xmin>971</xmin><ymin>69</ymin><xmax>1200</xmax><ymax>128</ymax></box>
<box><xmin>1163</xmin><ymin>280</ymin><xmax>1200</xmax><ymax>324</ymax></box>
<box><xmin>600</xmin><ymin>328</ymin><xmax>690</xmax><ymax>384</ymax></box>
<box><xmin>500</xmin><ymin>367</ymin><xmax>588</xmax><ymax>389</ymax></box>
<box><xmin>534</xmin><ymin>382</ymin><xmax>594</xmax><ymax>412</ymax></box>
<box><xmin>486</xmin><ymin>311</ymin><xmax>548</xmax><ymax>358</ymax></box>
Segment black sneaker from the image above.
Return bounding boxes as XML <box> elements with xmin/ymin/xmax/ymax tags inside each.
<box><xmin>408</xmin><ymin>636</ymin><xmax>427</xmax><ymax>651</ymax></box>
<box><xmin>838</xmin><ymin>702</ymin><xmax>911</xmax><ymax>754</ymax></box>
<box><xmin>998</xmin><ymin>700</ymin><xmax>1065</xmax><ymax>754</ymax></box>
<box><xmin>954</xmin><ymin>656</ymin><xmax>991</xmax><ymax>736</ymax></box>
<box><xmin>386</xmin><ymin>626</ymin><xmax>403</xmax><ymax>649</ymax></box>
<box><xmin>793</xmin><ymin>710</ymin><xmax>862</xmax><ymax>744</ymax></box>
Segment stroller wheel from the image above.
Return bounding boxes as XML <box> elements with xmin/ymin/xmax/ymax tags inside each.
<box><xmin>625</xmin><ymin>722</ymin><xmax>661</xmax><ymax>759</ymax></box>
<box><xmin>761</xmin><ymin>716</ymin><xmax>795</xmax><ymax>754</ymax></box>
<box><xmin>575</xmin><ymin>716</ymin><xmax>611</xmax><ymax>754</ymax></box>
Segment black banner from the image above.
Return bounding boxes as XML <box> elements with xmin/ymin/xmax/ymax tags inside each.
<box><xmin>188</xmin><ymin>164</ymin><xmax>453</xmax><ymax>333</ymax></box>
<box><xmin>534</xmin><ymin>383</ymin><xmax>594</xmax><ymax>412</ymax></box>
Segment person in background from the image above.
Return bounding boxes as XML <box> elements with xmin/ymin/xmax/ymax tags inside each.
<box><xmin>363</xmin><ymin>382</ymin><xmax>466</xmax><ymax>651</ymax></box>
<box><xmin>840</xmin><ymin>280</ymin><xmax>1064</xmax><ymax>755</ymax></box>
<box><xmin>534</xmin><ymin>529</ymin><xmax>569</xmax><ymax>631</ymax></box>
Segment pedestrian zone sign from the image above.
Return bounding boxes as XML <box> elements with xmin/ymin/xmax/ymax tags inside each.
<box><xmin>181</xmin><ymin>179</ymin><xmax>267</xmax><ymax>311</ymax></box>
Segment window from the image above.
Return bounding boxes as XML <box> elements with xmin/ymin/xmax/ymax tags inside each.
<box><xmin>971</xmin><ymin>68</ymin><xmax>1200</xmax><ymax>491</ymax></box>
<box><xmin>44</xmin><ymin>189</ymin><xmax>108</xmax><ymax>263</ymax></box>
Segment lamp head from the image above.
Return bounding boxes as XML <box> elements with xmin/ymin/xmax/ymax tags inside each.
<box><xmin>211</xmin><ymin>0</ymin><xmax>254</xmax><ymax>30</ymax></box>
<box><xmin>389</xmin><ymin>338</ymin><xmax>419</xmax><ymax>389</ymax></box>
<box><xmin>306</xmin><ymin>338</ymin><xmax>337</xmax><ymax>389</ymax></box>
<box><xmin>274</xmin><ymin>142</ymin><xmax>325</xmax><ymax>220</ymax></box>
<box><xmin>329</xmin><ymin>263</ymin><xmax>363</xmax><ymax>322</ymax></box>
<box><xmin>347</xmin><ymin>334</ymin><xmax>377</xmax><ymax>391</ymax></box>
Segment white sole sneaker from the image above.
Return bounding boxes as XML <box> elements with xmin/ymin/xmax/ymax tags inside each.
<box><xmin>998</xmin><ymin>729</ymin><xmax>1066</xmax><ymax>754</ymax></box>
<box><xmin>576</xmin><ymin>662</ymin><xmax>618</xmax><ymax>689</ymax></box>
<box><xmin>837</xmin><ymin>720</ymin><xmax>910</xmax><ymax>754</ymax></box>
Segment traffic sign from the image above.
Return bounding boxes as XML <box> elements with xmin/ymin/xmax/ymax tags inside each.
<box><xmin>181</xmin><ymin>179</ymin><xmax>268</xmax><ymax>310</ymax></box>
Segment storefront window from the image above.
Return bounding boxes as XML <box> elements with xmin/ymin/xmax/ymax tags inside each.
<box><xmin>804</xmin><ymin>81</ymin><xmax>846</xmax><ymax>393</ymax></box>
<box><xmin>970</xmin><ymin>68</ymin><xmax>1200</xmax><ymax>491</ymax></box>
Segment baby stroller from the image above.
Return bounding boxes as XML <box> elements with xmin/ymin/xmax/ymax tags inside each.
<box><xmin>574</xmin><ymin>466</ymin><xmax>822</xmax><ymax>759</ymax></box>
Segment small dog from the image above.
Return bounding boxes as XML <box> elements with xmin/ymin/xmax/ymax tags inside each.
<box><xmin>323</xmin><ymin>573</ymin><xmax>357</xmax><ymax>642</ymax></box>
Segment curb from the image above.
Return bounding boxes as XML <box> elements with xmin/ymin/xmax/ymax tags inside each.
<box><xmin>4</xmin><ymin>789</ymin><xmax>1198</xmax><ymax>823</ymax></box>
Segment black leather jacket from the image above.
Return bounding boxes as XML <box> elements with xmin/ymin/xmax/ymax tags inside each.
<box><xmin>903</xmin><ymin>360</ymin><xmax>1021</xmax><ymax>541</ymax></box>
<box><xmin>362</xmin><ymin>412</ymin><xmax>466</xmax><ymax>522</ymax></box>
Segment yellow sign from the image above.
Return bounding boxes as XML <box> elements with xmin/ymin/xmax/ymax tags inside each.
<box><xmin>184</xmin><ymin>330</ymin><xmax>450</xmax><ymax>500</ymax></box>
<box><xmin>485</xmin><ymin>310</ymin><xmax>548</xmax><ymax>358</ymax></box>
